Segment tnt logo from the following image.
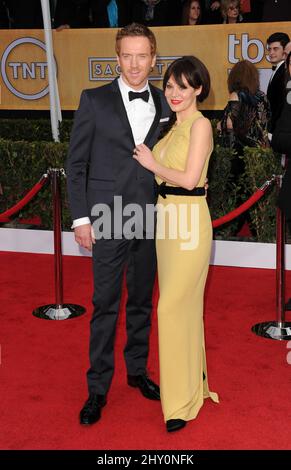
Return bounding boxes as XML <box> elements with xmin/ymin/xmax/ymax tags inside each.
<box><xmin>1</xmin><ymin>37</ymin><xmax>56</xmax><ymax>100</ymax></box>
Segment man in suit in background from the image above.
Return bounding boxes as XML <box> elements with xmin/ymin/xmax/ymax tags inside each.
<box><xmin>66</xmin><ymin>23</ymin><xmax>171</xmax><ymax>426</ymax></box>
<box><xmin>272</xmin><ymin>49</ymin><xmax>291</xmax><ymax>309</ymax></box>
<box><xmin>272</xmin><ymin>53</ymin><xmax>291</xmax><ymax>232</ymax></box>
<box><xmin>266</xmin><ymin>32</ymin><xmax>290</xmax><ymax>137</ymax></box>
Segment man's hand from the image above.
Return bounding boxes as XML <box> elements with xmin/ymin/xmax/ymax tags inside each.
<box><xmin>56</xmin><ymin>24</ymin><xmax>71</xmax><ymax>32</ymax></box>
<box><xmin>211</xmin><ymin>1</ymin><xmax>220</xmax><ymax>10</ymax></box>
<box><xmin>74</xmin><ymin>223</ymin><xmax>95</xmax><ymax>251</ymax></box>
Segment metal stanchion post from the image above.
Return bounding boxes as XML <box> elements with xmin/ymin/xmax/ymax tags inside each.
<box><xmin>252</xmin><ymin>176</ymin><xmax>291</xmax><ymax>340</ymax></box>
<box><xmin>33</xmin><ymin>168</ymin><xmax>86</xmax><ymax>320</ymax></box>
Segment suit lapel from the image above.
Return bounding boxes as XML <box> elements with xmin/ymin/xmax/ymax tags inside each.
<box><xmin>110</xmin><ymin>79</ymin><xmax>163</xmax><ymax>149</ymax></box>
<box><xmin>268</xmin><ymin>62</ymin><xmax>285</xmax><ymax>95</ymax></box>
<box><xmin>111</xmin><ymin>78</ymin><xmax>135</xmax><ymax>146</ymax></box>
<box><xmin>144</xmin><ymin>84</ymin><xmax>162</xmax><ymax>147</ymax></box>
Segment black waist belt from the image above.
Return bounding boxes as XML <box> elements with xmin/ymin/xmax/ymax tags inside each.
<box><xmin>158</xmin><ymin>182</ymin><xmax>205</xmax><ymax>199</ymax></box>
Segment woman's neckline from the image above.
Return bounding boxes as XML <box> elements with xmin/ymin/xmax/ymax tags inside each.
<box><xmin>175</xmin><ymin>110</ymin><xmax>201</xmax><ymax>127</ymax></box>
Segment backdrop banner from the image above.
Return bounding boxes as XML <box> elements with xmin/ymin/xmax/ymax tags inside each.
<box><xmin>0</xmin><ymin>22</ymin><xmax>290</xmax><ymax>110</ymax></box>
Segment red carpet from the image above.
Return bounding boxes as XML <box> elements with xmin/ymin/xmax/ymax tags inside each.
<box><xmin>0</xmin><ymin>251</ymin><xmax>291</xmax><ymax>450</ymax></box>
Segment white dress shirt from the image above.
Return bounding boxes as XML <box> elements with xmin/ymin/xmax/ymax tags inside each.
<box><xmin>72</xmin><ymin>76</ymin><xmax>156</xmax><ymax>229</ymax></box>
<box><xmin>117</xmin><ymin>75</ymin><xmax>156</xmax><ymax>145</ymax></box>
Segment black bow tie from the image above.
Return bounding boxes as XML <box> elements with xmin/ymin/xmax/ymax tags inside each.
<box><xmin>272</xmin><ymin>65</ymin><xmax>277</xmax><ymax>71</ymax></box>
<box><xmin>128</xmin><ymin>90</ymin><xmax>149</xmax><ymax>102</ymax></box>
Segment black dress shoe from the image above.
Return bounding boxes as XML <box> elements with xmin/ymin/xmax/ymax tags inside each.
<box><xmin>166</xmin><ymin>419</ymin><xmax>186</xmax><ymax>432</ymax></box>
<box><xmin>79</xmin><ymin>394</ymin><xmax>107</xmax><ymax>425</ymax></box>
<box><xmin>127</xmin><ymin>373</ymin><xmax>160</xmax><ymax>400</ymax></box>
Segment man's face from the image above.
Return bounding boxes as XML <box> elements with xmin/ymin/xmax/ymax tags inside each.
<box><xmin>267</xmin><ymin>41</ymin><xmax>285</xmax><ymax>65</ymax></box>
<box><xmin>117</xmin><ymin>36</ymin><xmax>156</xmax><ymax>90</ymax></box>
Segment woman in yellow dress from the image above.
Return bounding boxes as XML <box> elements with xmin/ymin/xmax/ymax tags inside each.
<box><xmin>133</xmin><ymin>56</ymin><xmax>219</xmax><ymax>432</ymax></box>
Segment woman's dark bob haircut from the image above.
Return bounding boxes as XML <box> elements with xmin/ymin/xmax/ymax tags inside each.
<box><xmin>163</xmin><ymin>56</ymin><xmax>210</xmax><ymax>103</ymax></box>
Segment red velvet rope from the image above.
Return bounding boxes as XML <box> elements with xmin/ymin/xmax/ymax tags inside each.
<box><xmin>212</xmin><ymin>188</ymin><xmax>267</xmax><ymax>228</ymax></box>
<box><xmin>0</xmin><ymin>175</ymin><xmax>276</xmax><ymax>228</ymax></box>
<box><xmin>0</xmin><ymin>175</ymin><xmax>48</xmax><ymax>223</ymax></box>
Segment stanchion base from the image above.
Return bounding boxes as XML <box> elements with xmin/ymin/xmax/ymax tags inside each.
<box><xmin>32</xmin><ymin>304</ymin><xmax>86</xmax><ymax>320</ymax></box>
<box><xmin>252</xmin><ymin>321</ymin><xmax>291</xmax><ymax>340</ymax></box>
<box><xmin>285</xmin><ymin>298</ymin><xmax>291</xmax><ymax>311</ymax></box>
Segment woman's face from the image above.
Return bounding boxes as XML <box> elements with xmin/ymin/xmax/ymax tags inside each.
<box><xmin>227</xmin><ymin>2</ymin><xmax>239</xmax><ymax>20</ymax></box>
<box><xmin>189</xmin><ymin>1</ymin><xmax>201</xmax><ymax>22</ymax></box>
<box><xmin>165</xmin><ymin>74</ymin><xmax>199</xmax><ymax>113</ymax></box>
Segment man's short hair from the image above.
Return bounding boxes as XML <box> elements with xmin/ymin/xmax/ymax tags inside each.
<box><xmin>267</xmin><ymin>32</ymin><xmax>290</xmax><ymax>48</ymax></box>
<box><xmin>115</xmin><ymin>23</ymin><xmax>157</xmax><ymax>56</ymax></box>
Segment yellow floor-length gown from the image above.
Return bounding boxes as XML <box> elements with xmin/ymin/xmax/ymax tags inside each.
<box><xmin>153</xmin><ymin>111</ymin><xmax>219</xmax><ymax>422</ymax></box>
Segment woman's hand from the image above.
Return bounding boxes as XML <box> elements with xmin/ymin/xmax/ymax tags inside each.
<box><xmin>133</xmin><ymin>144</ymin><xmax>156</xmax><ymax>172</ymax></box>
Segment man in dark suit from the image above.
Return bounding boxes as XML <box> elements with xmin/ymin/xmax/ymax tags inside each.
<box><xmin>272</xmin><ymin>49</ymin><xmax>291</xmax><ymax>310</ymax></box>
<box><xmin>272</xmin><ymin>50</ymin><xmax>291</xmax><ymax>231</ymax></box>
<box><xmin>66</xmin><ymin>23</ymin><xmax>171</xmax><ymax>426</ymax></box>
<box><xmin>266</xmin><ymin>32</ymin><xmax>290</xmax><ymax>136</ymax></box>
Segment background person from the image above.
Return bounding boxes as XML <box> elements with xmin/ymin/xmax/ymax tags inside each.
<box><xmin>266</xmin><ymin>32</ymin><xmax>290</xmax><ymax>136</ymax></box>
<box><xmin>218</xmin><ymin>60</ymin><xmax>270</xmax><ymax>151</ymax></box>
<box><xmin>272</xmin><ymin>51</ymin><xmax>291</xmax><ymax>233</ymax></box>
<box><xmin>217</xmin><ymin>60</ymin><xmax>270</xmax><ymax>235</ymax></box>
<box><xmin>220</xmin><ymin>0</ymin><xmax>243</xmax><ymax>24</ymax></box>
<box><xmin>182</xmin><ymin>0</ymin><xmax>203</xmax><ymax>25</ymax></box>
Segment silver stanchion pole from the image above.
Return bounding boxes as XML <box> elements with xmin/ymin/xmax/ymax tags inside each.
<box><xmin>33</xmin><ymin>168</ymin><xmax>86</xmax><ymax>320</ymax></box>
<box><xmin>252</xmin><ymin>176</ymin><xmax>291</xmax><ymax>340</ymax></box>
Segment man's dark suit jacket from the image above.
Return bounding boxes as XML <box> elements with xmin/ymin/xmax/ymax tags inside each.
<box><xmin>267</xmin><ymin>62</ymin><xmax>286</xmax><ymax>134</ymax></box>
<box><xmin>272</xmin><ymin>86</ymin><xmax>291</xmax><ymax>221</ymax></box>
<box><xmin>66</xmin><ymin>79</ymin><xmax>171</xmax><ymax>234</ymax></box>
